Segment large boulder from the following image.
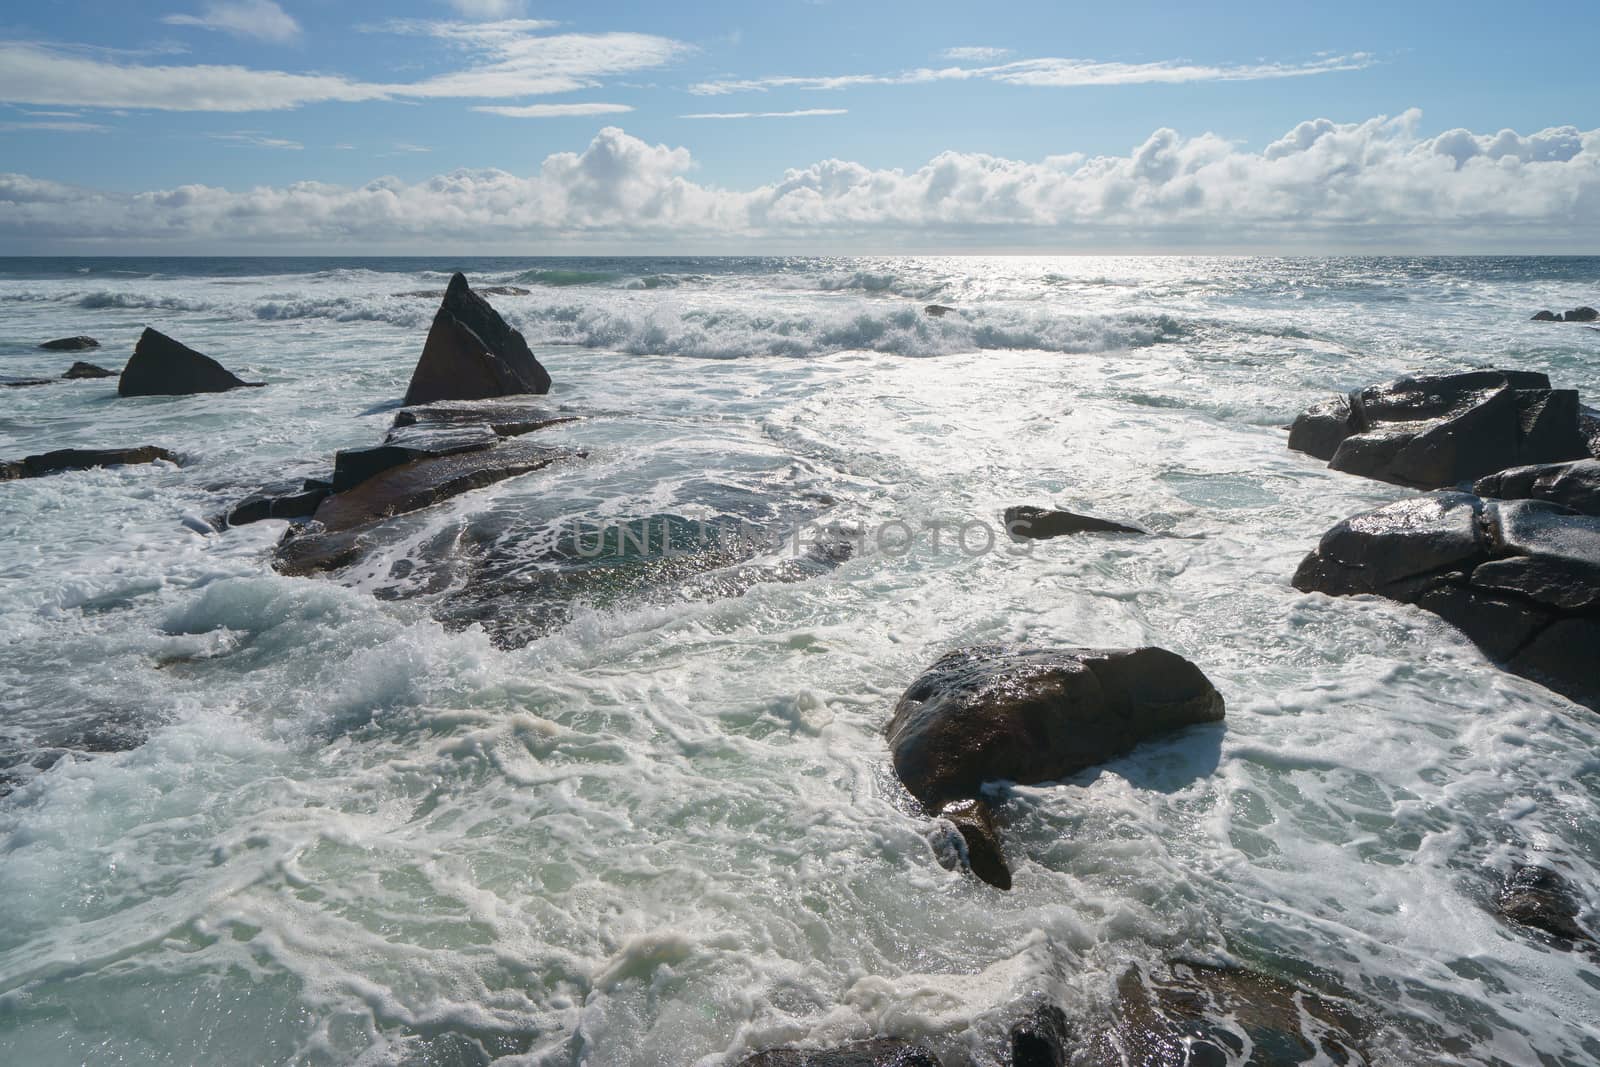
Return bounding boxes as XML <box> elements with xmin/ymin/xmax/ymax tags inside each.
<box><xmin>39</xmin><ymin>335</ymin><xmax>99</xmax><ymax>350</ymax></box>
<box><xmin>886</xmin><ymin>646</ymin><xmax>1224</xmax><ymax>811</ymax></box>
<box><xmin>62</xmin><ymin>361</ymin><xmax>116</xmax><ymax>380</ymax></box>
<box><xmin>1475</xmin><ymin>458</ymin><xmax>1600</xmax><ymax>516</ymax></box>
<box><xmin>118</xmin><ymin>328</ymin><xmax>263</xmax><ymax>397</ymax></box>
<box><xmin>1293</xmin><ymin>493</ymin><xmax>1600</xmax><ymax>708</ymax></box>
<box><xmin>735</xmin><ymin>1040</ymin><xmax>939</xmax><ymax>1067</ymax></box>
<box><xmin>1</xmin><ymin>446</ymin><xmax>177</xmax><ymax>480</ymax></box>
<box><xmin>403</xmin><ymin>273</ymin><xmax>551</xmax><ymax>406</ymax></box>
<box><xmin>1288</xmin><ymin>371</ymin><xmax>1591</xmax><ymax>488</ymax></box>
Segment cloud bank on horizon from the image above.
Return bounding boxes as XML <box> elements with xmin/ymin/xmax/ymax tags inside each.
<box><xmin>4</xmin><ymin>111</ymin><xmax>1597</xmax><ymax>251</ymax></box>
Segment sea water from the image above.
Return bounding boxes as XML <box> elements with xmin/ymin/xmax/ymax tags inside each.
<box><xmin>0</xmin><ymin>256</ymin><xmax>1597</xmax><ymax>1065</ymax></box>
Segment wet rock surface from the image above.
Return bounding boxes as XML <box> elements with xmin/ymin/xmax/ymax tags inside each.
<box><xmin>1293</xmin><ymin>492</ymin><xmax>1600</xmax><ymax>707</ymax></box>
<box><xmin>1474</xmin><ymin>457</ymin><xmax>1600</xmax><ymax>515</ymax></box>
<box><xmin>2</xmin><ymin>376</ymin><xmax>55</xmax><ymax>388</ymax></box>
<box><xmin>1004</xmin><ymin>505</ymin><xmax>1145</xmax><ymax>538</ymax></box>
<box><xmin>403</xmin><ymin>273</ymin><xmax>551</xmax><ymax>405</ymax></box>
<box><xmin>118</xmin><ymin>327</ymin><xmax>264</xmax><ymax>397</ymax></box>
<box><xmin>937</xmin><ymin>797</ymin><xmax>1011</xmax><ymax>890</ymax></box>
<box><xmin>2</xmin><ymin>445</ymin><xmax>178</xmax><ymax>481</ymax></box>
<box><xmin>1288</xmin><ymin>370</ymin><xmax>1592</xmax><ymax>488</ymax></box>
<box><xmin>62</xmin><ymin>360</ymin><xmax>117</xmax><ymax>379</ymax></box>
<box><xmin>1008</xmin><ymin>1004</ymin><xmax>1071</xmax><ymax>1067</ymax></box>
<box><xmin>39</xmin><ymin>335</ymin><xmax>99</xmax><ymax>350</ymax></box>
<box><xmin>1496</xmin><ymin>865</ymin><xmax>1593</xmax><ymax>945</ymax></box>
<box><xmin>736</xmin><ymin>1039</ymin><xmax>940</xmax><ymax>1067</ymax></box>
<box><xmin>887</xmin><ymin>646</ymin><xmax>1225</xmax><ymax>811</ymax></box>
<box><xmin>1532</xmin><ymin>306</ymin><xmax>1599</xmax><ymax>323</ymax></box>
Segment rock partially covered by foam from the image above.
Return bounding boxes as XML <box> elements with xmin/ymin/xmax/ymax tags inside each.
<box><xmin>1004</xmin><ymin>505</ymin><xmax>1145</xmax><ymax>538</ymax></box>
<box><xmin>1293</xmin><ymin>492</ymin><xmax>1600</xmax><ymax>708</ymax></box>
<box><xmin>735</xmin><ymin>1040</ymin><xmax>939</xmax><ymax>1066</ymax></box>
<box><xmin>403</xmin><ymin>273</ymin><xmax>551</xmax><ymax>405</ymax></box>
<box><xmin>1</xmin><ymin>445</ymin><xmax>177</xmax><ymax>480</ymax></box>
<box><xmin>1497</xmin><ymin>865</ymin><xmax>1593</xmax><ymax>946</ymax></box>
<box><xmin>887</xmin><ymin>646</ymin><xmax>1224</xmax><ymax>811</ymax></box>
<box><xmin>118</xmin><ymin>328</ymin><xmax>263</xmax><ymax>397</ymax></box>
<box><xmin>1288</xmin><ymin>370</ymin><xmax>1591</xmax><ymax>488</ymax></box>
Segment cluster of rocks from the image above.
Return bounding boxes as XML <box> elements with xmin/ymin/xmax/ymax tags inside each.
<box><xmin>1531</xmin><ymin>306</ymin><xmax>1598</xmax><ymax>323</ymax></box>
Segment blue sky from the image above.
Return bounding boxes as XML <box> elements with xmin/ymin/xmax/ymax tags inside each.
<box><xmin>1</xmin><ymin>1</ymin><xmax>1598</xmax><ymax>251</ymax></box>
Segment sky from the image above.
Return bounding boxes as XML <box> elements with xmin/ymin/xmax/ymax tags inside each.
<box><xmin>1</xmin><ymin>0</ymin><xmax>1597</xmax><ymax>253</ymax></box>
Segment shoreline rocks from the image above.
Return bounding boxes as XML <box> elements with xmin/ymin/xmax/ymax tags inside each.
<box><xmin>39</xmin><ymin>336</ymin><xmax>99</xmax><ymax>350</ymax></box>
<box><xmin>2</xmin><ymin>446</ymin><xmax>177</xmax><ymax>481</ymax></box>
<box><xmin>403</xmin><ymin>273</ymin><xmax>551</xmax><ymax>406</ymax></box>
<box><xmin>119</xmin><ymin>328</ymin><xmax>264</xmax><ymax>397</ymax></box>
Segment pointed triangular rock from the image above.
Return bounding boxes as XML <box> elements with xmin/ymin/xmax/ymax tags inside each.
<box><xmin>403</xmin><ymin>273</ymin><xmax>551</xmax><ymax>406</ymax></box>
<box><xmin>118</xmin><ymin>328</ymin><xmax>264</xmax><ymax>397</ymax></box>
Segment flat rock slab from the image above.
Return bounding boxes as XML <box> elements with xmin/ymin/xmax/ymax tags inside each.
<box><xmin>39</xmin><ymin>336</ymin><xmax>99</xmax><ymax>350</ymax></box>
<box><xmin>1294</xmin><ymin>493</ymin><xmax>1600</xmax><ymax>708</ymax></box>
<box><xmin>403</xmin><ymin>273</ymin><xmax>551</xmax><ymax>405</ymax></box>
<box><xmin>392</xmin><ymin>400</ymin><xmax>577</xmax><ymax>439</ymax></box>
<box><xmin>887</xmin><ymin>646</ymin><xmax>1225</xmax><ymax>810</ymax></box>
<box><xmin>1005</xmin><ymin>504</ymin><xmax>1145</xmax><ymax>538</ymax></box>
<box><xmin>1476</xmin><ymin>458</ymin><xmax>1600</xmax><ymax>516</ymax></box>
<box><xmin>1288</xmin><ymin>370</ymin><xmax>1591</xmax><ymax>488</ymax></box>
<box><xmin>736</xmin><ymin>1040</ymin><xmax>939</xmax><ymax>1067</ymax></box>
<box><xmin>1</xmin><ymin>446</ymin><xmax>177</xmax><ymax>480</ymax></box>
<box><xmin>2</xmin><ymin>377</ymin><xmax>54</xmax><ymax>388</ymax></box>
<box><xmin>119</xmin><ymin>327</ymin><xmax>264</xmax><ymax>397</ymax></box>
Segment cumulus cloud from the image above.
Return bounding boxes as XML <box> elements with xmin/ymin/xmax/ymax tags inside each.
<box><xmin>474</xmin><ymin>102</ymin><xmax>633</xmax><ymax>117</ymax></box>
<box><xmin>163</xmin><ymin>0</ymin><xmax>302</xmax><ymax>44</ymax></box>
<box><xmin>689</xmin><ymin>52</ymin><xmax>1373</xmax><ymax>94</ymax></box>
<box><xmin>3</xmin><ymin>113</ymin><xmax>1597</xmax><ymax>250</ymax></box>
<box><xmin>680</xmin><ymin>108</ymin><xmax>847</xmax><ymax>119</ymax></box>
<box><xmin>0</xmin><ymin>22</ymin><xmax>686</xmax><ymax>111</ymax></box>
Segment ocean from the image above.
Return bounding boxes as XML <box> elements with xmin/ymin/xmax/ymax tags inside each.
<box><xmin>1</xmin><ymin>255</ymin><xmax>1597</xmax><ymax>1065</ymax></box>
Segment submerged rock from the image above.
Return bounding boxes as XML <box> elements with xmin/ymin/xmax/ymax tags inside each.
<box><xmin>736</xmin><ymin>1040</ymin><xmax>939</xmax><ymax>1066</ymax></box>
<box><xmin>1009</xmin><ymin>1004</ymin><xmax>1072</xmax><ymax>1067</ymax></box>
<box><xmin>1496</xmin><ymin>865</ymin><xmax>1593</xmax><ymax>945</ymax></box>
<box><xmin>118</xmin><ymin>327</ymin><xmax>264</xmax><ymax>397</ymax></box>
<box><xmin>938</xmin><ymin>797</ymin><xmax>1011</xmax><ymax>890</ymax></box>
<box><xmin>1004</xmin><ymin>505</ymin><xmax>1145</xmax><ymax>539</ymax></box>
<box><xmin>62</xmin><ymin>361</ymin><xmax>116</xmax><ymax>379</ymax></box>
<box><xmin>1</xmin><ymin>377</ymin><xmax>53</xmax><ymax>388</ymax></box>
<box><xmin>924</xmin><ymin>304</ymin><xmax>956</xmax><ymax>318</ymax></box>
<box><xmin>1</xmin><ymin>445</ymin><xmax>177</xmax><ymax>480</ymax></box>
<box><xmin>1475</xmin><ymin>458</ymin><xmax>1600</xmax><ymax>516</ymax></box>
<box><xmin>403</xmin><ymin>273</ymin><xmax>551</xmax><ymax>406</ymax></box>
<box><xmin>1293</xmin><ymin>493</ymin><xmax>1600</xmax><ymax>707</ymax></box>
<box><xmin>1287</xmin><ymin>370</ymin><xmax>1591</xmax><ymax>488</ymax></box>
<box><xmin>887</xmin><ymin>646</ymin><xmax>1225</xmax><ymax>811</ymax></box>
<box><xmin>39</xmin><ymin>335</ymin><xmax>99</xmax><ymax>350</ymax></box>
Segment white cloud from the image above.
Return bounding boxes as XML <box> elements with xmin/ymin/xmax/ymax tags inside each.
<box><xmin>475</xmin><ymin>102</ymin><xmax>634</xmax><ymax>117</ymax></box>
<box><xmin>680</xmin><ymin>109</ymin><xmax>848</xmax><ymax>119</ymax></box>
<box><xmin>0</xmin><ymin>22</ymin><xmax>687</xmax><ymax>112</ymax></box>
<box><xmin>0</xmin><ymin>120</ymin><xmax>109</xmax><ymax>133</ymax></box>
<box><xmin>163</xmin><ymin>0</ymin><xmax>302</xmax><ymax>44</ymax></box>
<box><xmin>209</xmin><ymin>130</ymin><xmax>303</xmax><ymax>149</ymax></box>
<box><xmin>391</xmin><ymin>142</ymin><xmax>432</xmax><ymax>153</ymax></box>
<box><xmin>448</xmin><ymin>0</ymin><xmax>526</xmax><ymax>17</ymax></box>
<box><xmin>3</xmin><ymin>113</ymin><xmax>1598</xmax><ymax>250</ymax></box>
<box><xmin>689</xmin><ymin>52</ymin><xmax>1373</xmax><ymax>94</ymax></box>
<box><xmin>940</xmin><ymin>46</ymin><xmax>1011</xmax><ymax>61</ymax></box>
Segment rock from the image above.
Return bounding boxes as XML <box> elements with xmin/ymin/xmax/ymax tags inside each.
<box><xmin>225</xmin><ymin>487</ymin><xmax>331</xmax><ymax>527</ymax></box>
<box><xmin>886</xmin><ymin>646</ymin><xmax>1225</xmax><ymax>811</ymax></box>
<box><xmin>1</xmin><ymin>377</ymin><xmax>54</xmax><ymax>388</ymax></box>
<box><xmin>1009</xmin><ymin>1004</ymin><xmax>1071</xmax><ymax>1067</ymax></box>
<box><xmin>1497</xmin><ymin>865</ymin><xmax>1592</xmax><ymax>944</ymax></box>
<box><xmin>1288</xmin><ymin>370</ymin><xmax>1590</xmax><ymax>488</ymax></box>
<box><xmin>735</xmin><ymin>1040</ymin><xmax>940</xmax><ymax>1067</ymax></box>
<box><xmin>1565</xmin><ymin>306</ymin><xmax>1599</xmax><ymax>323</ymax></box>
<box><xmin>1004</xmin><ymin>505</ymin><xmax>1144</xmax><ymax>539</ymax></box>
<box><xmin>1475</xmin><ymin>458</ymin><xmax>1600</xmax><ymax>515</ymax></box>
<box><xmin>330</xmin><ymin>424</ymin><xmax>501</xmax><ymax>492</ymax></box>
<box><xmin>118</xmin><ymin>327</ymin><xmax>264</xmax><ymax>397</ymax></box>
<box><xmin>403</xmin><ymin>273</ymin><xmax>551</xmax><ymax>406</ymax></box>
<box><xmin>1090</xmin><ymin>963</ymin><xmax>1369</xmax><ymax>1067</ymax></box>
<box><xmin>392</xmin><ymin>399</ymin><xmax>576</xmax><ymax>439</ymax></box>
<box><xmin>924</xmin><ymin>305</ymin><xmax>956</xmax><ymax>318</ymax></box>
<box><xmin>1532</xmin><ymin>310</ymin><xmax>1562</xmax><ymax>322</ymax></box>
<box><xmin>1</xmin><ymin>445</ymin><xmax>177</xmax><ymax>481</ymax></box>
<box><xmin>394</xmin><ymin>285</ymin><xmax>531</xmax><ymax>299</ymax></box>
<box><xmin>62</xmin><ymin>361</ymin><xmax>116</xmax><ymax>379</ymax></box>
<box><xmin>939</xmin><ymin>797</ymin><xmax>1011</xmax><ymax>890</ymax></box>
<box><xmin>1294</xmin><ymin>493</ymin><xmax>1600</xmax><ymax>708</ymax></box>
<box><xmin>39</xmin><ymin>336</ymin><xmax>99</xmax><ymax>350</ymax></box>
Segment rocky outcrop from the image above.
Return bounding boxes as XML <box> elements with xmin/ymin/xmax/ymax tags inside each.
<box><xmin>1</xmin><ymin>446</ymin><xmax>177</xmax><ymax>480</ymax></box>
<box><xmin>62</xmin><ymin>361</ymin><xmax>116</xmax><ymax>379</ymax></box>
<box><xmin>1475</xmin><ymin>458</ymin><xmax>1600</xmax><ymax>515</ymax></box>
<box><xmin>39</xmin><ymin>336</ymin><xmax>99</xmax><ymax>350</ymax></box>
<box><xmin>1533</xmin><ymin>306</ymin><xmax>1599</xmax><ymax>323</ymax></box>
<box><xmin>1288</xmin><ymin>370</ymin><xmax>1591</xmax><ymax>489</ymax></box>
<box><xmin>1293</xmin><ymin>493</ymin><xmax>1600</xmax><ymax>708</ymax></box>
<box><xmin>1004</xmin><ymin>505</ymin><xmax>1144</xmax><ymax>539</ymax></box>
<box><xmin>735</xmin><ymin>1040</ymin><xmax>939</xmax><ymax>1067</ymax></box>
<box><xmin>118</xmin><ymin>328</ymin><xmax>264</xmax><ymax>397</ymax></box>
<box><xmin>888</xmin><ymin>646</ymin><xmax>1224</xmax><ymax>809</ymax></box>
<box><xmin>1496</xmin><ymin>865</ymin><xmax>1593</xmax><ymax>945</ymax></box>
<box><xmin>403</xmin><ymin>273</ymin><xmax>551</xmax><ymax>406</ymax></box>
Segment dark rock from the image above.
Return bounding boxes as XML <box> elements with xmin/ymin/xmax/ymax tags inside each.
<box><xmin>403</xmin><ymin>273</ymin><xmax>551</xmax><ymax>406</ymax></box>
<box><xmin>1294</xmin><ymin>494</ymin><xmax>1600</xmax><ymax>708</ymax></box>
<box><xmin>939</xmin><ymin>797</ymin><xmax>1011</xmax><ymax>890</ymax></box>
<box><xmin>1004</xmin><ymin>505</ymin><xmax>1144</xmax><ymax>539</ymax></box>
<box><xmin>118</xmin><ymin>327</ymin><xmax>264</xmax><ymax>397</ymax></box>
<box><xmin>1288</xmin><ymin>371</ymin><xmax>1589</xmax><ymax>488</ymax></box>
<box><xmin>225</xmin><ymin>487</ymin><xmax>331</xmax><ymax>527</ymax></box>
<box><xmin>392</xmin><ymin>400</ymin><xmax>576</xmax><ymax>439</ymax></box>
<box><xmin>39</xmin><ymin>336</ymin><xmax>99</xmax><ymax>350</ymax></box>
<box><xmin>1476</xmin><ymin>458</ymin><xmax>1600</xmax><ymax>515</ymax></box>
<box><xmin>924</xmin><ymin>305</ymin><xmax>956</xmax><ymax>318</ymax></box>
<box><xmin>1</xmin><ymin>446</ymin><xmax>177</xmax><ymax>481</ymax></box>
<box><xmin>394</xmin><ymin>285</ymin><xmax>531</xmax><ymax>299</ymax></box>
<box><xmin>62</xmin><ymin>361</ymin><xmax>116</xmax><ymax>379</ymax></box>
<box><xmin>736</xmin><ymin>1039</ymin><xmax>940</xmax><ymax>1067</ymax></box>
<box><xmin>1565</xmin><ymin>306</ymin><xmax>1599</xmax><ymax>323</ymax></box>
<box><xmin>1090</xmin><ymin>963</ymin><xmax>1369</xmax><ymax>1067</ymax></box>
<box><xmin>1009</xmin><ymin>1004</ymin><xmax>1071</xmax><ymax>1067</ymax></box>
<box><xmin>1532</xmin><ymin>310</ymin><xmax>1562</xmax><ymax>322</ymax></box>
<box><xmin>331</xmin><ymin>425</ymin><xmax>501</xmax><ymax>492</ymax></box>
<box><xmin>1497</xmin><ymin>865</ymin><xmax>1592</xmax><ymax>944</ymax></box>
<box><xmin>887</xmin><ymin>646</ymin><xmax>1225</xmax><ymax>811</ymax></box>
<box><xmin>2</xmin><ymin>377</ymin><xmax>54</xmax><ymax>388</ymax></box>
